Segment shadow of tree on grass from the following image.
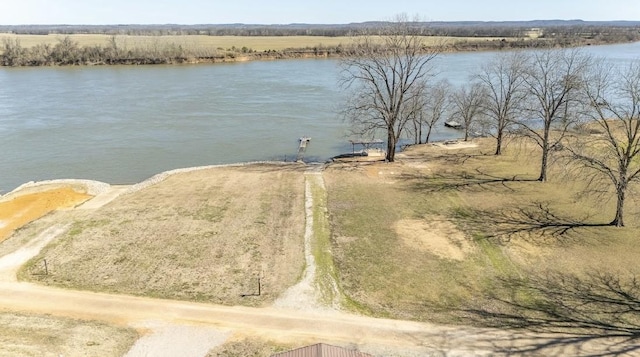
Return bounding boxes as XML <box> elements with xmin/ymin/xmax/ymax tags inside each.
<box><xmin>403</xmin><ymin>167</ymin><xmax>538</xmax><ymax>193</ymax></box>
<box><xmin>462</xmin><ymin>271</ymin><xmax>640</xmax><ymax>356</ymax></box>
<box><xmin>453</xmin><ymin>201</ymin><xmax>611</xmax><ymax>241</ymax></box>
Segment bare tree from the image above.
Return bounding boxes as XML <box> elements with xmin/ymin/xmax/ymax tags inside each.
<box><xmin>518</xmin><ymin>49</ymin><xmax>590</xmax><ymax>182</ymax></box>
<box><xmin>340</xmin><ymin>18</ymin><xmax>439</xmax><ymax>162</ymax></box>
<box><xmin>450</xmin><ymin>82</ymin><xmax>486</xmax><ymax>141</ymax></box>
<box><xmin>566</xmin><ymin>61</ymin><xmax>640</xmax><ymax>227</ymax></box>
<box><xmin>476</xmin><ymin>51</ymin><xmax>527</xmax><ymax>155</ymax></box>
<box><xmin>409</xmin><ymin>80</ymin><xmax>451</xmax><ymax>144</ymax></box>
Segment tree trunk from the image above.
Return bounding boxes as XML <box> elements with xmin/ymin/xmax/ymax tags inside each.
<box><xmin>494</xmin><ymin>128</ymin><xmax>503</xmax><ymax>155</ymax></box>
<box><xmin>464</xmin><ymin>127</ymin><xmax>469</xmax><ymax>141</ymax></box>
<box><xmin>611</xmin><ymin>183</ymin><xmax>626</xmax><ymax>227</ymax></box>
<box><xmin>538</xmin><ymin>126</ymin><xmax>551</xmax><ymax>182</ymax></box>
<box><xmin>538</xmin><ymin>143</ymin><xmax>549</xmax><ymax>182</ymax></box>
<box><xmin>425</xmin><ymin>126</ymin><xmax>433</xmax><ymax>144</ymax></box>
<box><xmin>386</xmin><ymin>129</ymin><xmax>396</xmax><ymax>162</ymax></box>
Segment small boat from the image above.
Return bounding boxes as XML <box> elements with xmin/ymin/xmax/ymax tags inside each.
<box><xmin>444</xmin><ymin>121</ymin><xmax>463</xmax><ymax>129</ymax></box>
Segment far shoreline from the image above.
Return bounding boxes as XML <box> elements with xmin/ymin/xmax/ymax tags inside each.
<box><xmin>2</xmin><ymin>32</ymin><xmax>638</xmax><ymax>68</ymax></box>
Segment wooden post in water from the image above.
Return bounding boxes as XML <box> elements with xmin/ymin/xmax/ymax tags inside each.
<box><xmin>296</xmin><ymin>137</ymin><xmax>311</xmax><ymax>162</ymax></box>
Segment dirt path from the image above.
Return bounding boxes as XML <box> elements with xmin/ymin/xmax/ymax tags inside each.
<box><xmin>0</xmin><ymin>224</ymin><xmax>69</xmax><ymax>282</ymax></box>
<box><xmin>0</xmin><ymin>279</ymin><xmax>624</xmax><ymax>356</ymax></box>
<box><xmin>273</xmin><ymin>169</ymin><xmax>340</xmax><ymax>312</ymax></box>
<box><xmin>0</xmin><ymin>280</ymin><xmax>498</xmax><ymax>355</ymax></box>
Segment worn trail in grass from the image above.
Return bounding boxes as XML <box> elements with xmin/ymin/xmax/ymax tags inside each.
<box><xmin>274</xmin><ymin>167</ymin><xmax>341</xmax><ymax>311</ymax></box>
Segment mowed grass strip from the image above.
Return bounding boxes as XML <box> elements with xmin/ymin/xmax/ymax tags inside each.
<box><xmin>324</xmin><ymin>137</ymin><xmax>640</xmax><ymax>324</ymax></box>
<box><xmin>0</xmin><ymin>312</ymin><xmax>137</xmax><ymax>357</ymax></box>
<box><xmin>19</xmin><ymin>164</ymin><xmax>306</xmax><ymax>307</ymax></box>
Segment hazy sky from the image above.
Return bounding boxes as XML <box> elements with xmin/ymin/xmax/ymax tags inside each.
<box><xmin>1</xmin><ymin>0</ymin><xmax>638</xmax><ymax>25</ymax></box>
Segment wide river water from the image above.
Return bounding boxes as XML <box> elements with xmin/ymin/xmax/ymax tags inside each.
<box><xmin>1</xmin><ymin>42</ymin><xmax>639</xmax><ymax>192</ymax></box>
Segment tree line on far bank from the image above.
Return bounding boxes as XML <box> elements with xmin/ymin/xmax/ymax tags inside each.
<box><xmin>340</xmin><ymin>18</ymin><xmax>640</xmax><ymax>227</ymax></box>
<box><xmin>2</xmin><ymin>20</ymin><xmax>639</xmax><ymax>67</ymax></box>
<box><xmin>1</xmin><ymin>36</ymin><xmax>206</xmax><ymax>66</ymax></box>
<box><xmin>2</xmin><ymin>21</ymin><xmax>639</xmax><ymax>40</ymax></box>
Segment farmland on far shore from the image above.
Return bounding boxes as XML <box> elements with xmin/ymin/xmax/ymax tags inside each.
<box><xmin>0</xmin><ymin>33</ymin><xmax>525</xmax><ymax>54</ymax></box>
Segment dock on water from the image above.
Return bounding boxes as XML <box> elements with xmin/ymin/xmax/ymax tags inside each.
<box><xmin>296</xmin><ymin>136</ymin><xmax>311</xmax><ymax>161</ymax></box>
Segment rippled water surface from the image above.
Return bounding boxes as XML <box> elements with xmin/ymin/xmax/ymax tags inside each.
<box><xmin>1</xmin><ymin>42</ymin><xmax>638</xmax><ymax>191</ymax></box>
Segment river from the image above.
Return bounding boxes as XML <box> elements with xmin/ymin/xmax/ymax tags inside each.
<box><xmin>0</xmin><ymin>42</ymin><xmax>638</xmax><ymax>192</ymax></box>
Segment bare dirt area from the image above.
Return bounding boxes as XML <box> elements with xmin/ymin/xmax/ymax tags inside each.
<box><xmin>124</xmin><ymin>321</ymin><xmax>229</xmax><ymax>357</ymax></box>
<box><xmin>395</xmin><ymin>216</ymin><xmax>475</xmax><ymax>261</ymax></box>
<box><xmin>18</xmin><ymin>164</ymin><xmax>306</xmax><ymax>307</ymax></box>
<box><xmin>0</xmin><ymin>311</ymin><xmax>137</xmax><ymax>357</ymax></box>
<box><xmin>0</xmin><ymin>188</ymin><xmax>91</xmax><ymax>243</ymax></box>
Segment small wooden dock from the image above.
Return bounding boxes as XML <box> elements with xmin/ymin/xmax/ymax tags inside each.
<box><xmin>296</xmin><ymin>137</ymin><xmax>311</xmax><ymax>161</ymax></box>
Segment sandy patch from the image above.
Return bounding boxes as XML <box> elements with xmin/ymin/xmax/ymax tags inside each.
<box><xmin>395</xmin><ymin>216</ymin><xmax>474</xmax><ymax>261</ymax></box>
<box><xmin>433</xmin><ymin>141</ymin><xmax>478</xmax><ymax>150</ymax></box>
<box><xmin>2</xmin><ymin>179</ymin><xmax>110</xmax><ymax>199</ymax></box>
<box><xmin>0</xmin><ymin>188</ymin><xmax>90</xmax><ymax>243</ymax></box>
<box><xmin>124</xmin><ymin>321</ymin><xmax>229</xmax><ymax>357</ymax></box>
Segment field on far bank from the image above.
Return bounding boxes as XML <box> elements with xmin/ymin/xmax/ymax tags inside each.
<box><xmin>0</xmin><ymin>33</ymin><xmax>513</xmax><ymax>53</ymax></box>
<box><xmin>324</xmin><ymin>137</ymin><xmax>640</xmax><ymax>328</ymax></box>
<box><xmin>17</xmin><ymin>164</ymin><xmax>307</xmax><ymax>307</ymax></box>
<box><xmin>0</xmin><ymin>311</ymin><xmax>137</xmax><ymax>357</ymax></box>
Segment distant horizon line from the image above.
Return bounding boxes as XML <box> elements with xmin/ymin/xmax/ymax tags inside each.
<box><xmin>2</xmin><ymin>19</ymin><xmax>640</xmax><ymax>27</ymax></box>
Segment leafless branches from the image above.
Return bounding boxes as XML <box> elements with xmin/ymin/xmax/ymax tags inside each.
<box><xmin>339</xmin><ymin>17</ymin><xmax>440</xmax><ymax>161</ymax></box>
<box><xmin>564</xmin><ymin>60</ymin><xmax>640</xmax><ymax>226</ymax></box>
<box><xmin>476</xmin><ymin>51</ymin><xmax>528</xmax><ymax>155</ymax></box>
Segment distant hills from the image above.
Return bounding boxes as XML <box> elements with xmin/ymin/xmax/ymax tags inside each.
<box><xmin>1</xmin><ymin>20</ymin><xmax>639</xmax><ymax>37</ymax></box>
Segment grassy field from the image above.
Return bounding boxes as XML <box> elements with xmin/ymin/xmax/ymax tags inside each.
<box><xmin>0</xmin><ymin>33</ymin><xmax>512</xmax><ymax>53</ymax></box>
<box><xmin>18</xmin><ymin>164</ymin><xmax>306</xmax><ymax>307</ymax></box>
<box><xmin>324</xmin><ymin>137</ymin><xmax>640</xmax><ymax>328</ymax></box>
<box><xmin>0</xmin><ymin>311</ymin><xmax>137</xmax><ymax>357</ymax></box>
<box><xmin>7</xmin><ymin>134</ymin><xmax>640</xmax><ymax>341</ymax></box>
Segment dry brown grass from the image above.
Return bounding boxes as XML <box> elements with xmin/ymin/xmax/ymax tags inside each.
<box><xmin>324</xmin><ymin>136</ymin><xmax>640</xmax><ymax>323</ymax></box>
<box><xmin>0</xmin><ymin>33</ymin><xmax>512</xmax><ymax>53</ymax></box>
<box><xmin>19</xmin><ymin>164</ymin><xmax>306</xmax><ymax>307</ymax></box>
<box><xmin>206</xmin><ymin>336</ymin><xmax>293</xmax><ymax>357</ymax></box>
<box><xmin>0</xmin><ymin>311</ymin><xmax>137</xmax><ymax>357</ymax></box>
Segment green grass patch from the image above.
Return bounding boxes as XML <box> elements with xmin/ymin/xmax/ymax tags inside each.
<box><xmin>324</xmin><ymin>137</ymin><xmax>640</xmax><ymax>326</ymax></box>
<box><xmin>309</xmin><ymin>180</ymin><xmax>339</xmax><ymax>305</ymax></box>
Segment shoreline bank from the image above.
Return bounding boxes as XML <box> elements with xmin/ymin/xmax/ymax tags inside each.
<box><xmin>2</xmin><ymin>34</ymin><xmax>637</xmax><ymax>67</ymax></box>
<box><xmin>1</xmin><ymin>161</ymin><xmax>305</xmax><ymax>200</ymax></box>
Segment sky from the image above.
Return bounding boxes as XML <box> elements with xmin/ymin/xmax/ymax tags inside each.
<box><xmin>0</xmin><ymin>0</ymin><xmax>638</xmax><ymax>25</ymax></box>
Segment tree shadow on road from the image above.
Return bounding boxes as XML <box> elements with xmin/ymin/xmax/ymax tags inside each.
<box><xmin>461</xmin><ymin>270</ymin><xmax>640</xmax><ymax>356</ymax></box>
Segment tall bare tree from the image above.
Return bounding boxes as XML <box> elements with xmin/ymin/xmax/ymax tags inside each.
<box><xmin>450</xmin><ymin>82</ymin><xmax>486</xmax><ymax>141</ymax></box>
<box><xmin>409</xmin><ymin>80</ymin><xmax>451</xmax><ymax>144</ymax></box>
<box><xmin>566</xmin><ymin>61</ymin><xmax>640</xmax><ymax>227</ymax></box>
<box><xmin>476</xmin><ymin>51</ymin><xmax>527</xmax><ymax>155</ymax></box>
<box><xmin>340</xmin><ymin>18</ymin><xmax>439</xmax><ymax>161</ymax></box>
<box><xmin>518</xmin><ymin>49</ymin><xmax>590</xmax><ymax>182</ymax></box>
